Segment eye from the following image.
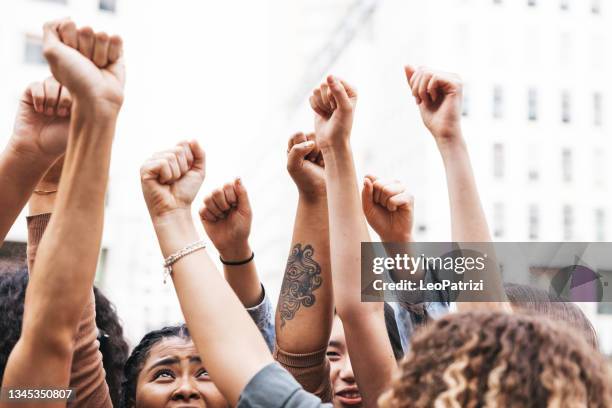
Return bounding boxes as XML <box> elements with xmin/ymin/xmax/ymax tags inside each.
<box><xmin>326</xmin><ymin>350</ymin><xmax>341</xmax><ymax>361</ymax></box>
<box><xmin>196</xmin><ymin>369</ymin><xmax>209</xmax><ymax>379</ymax></box>
<box><xmin>153</xmin><ymin>369</ymin><xmax>175</xmax><ymax>381</ymax></box>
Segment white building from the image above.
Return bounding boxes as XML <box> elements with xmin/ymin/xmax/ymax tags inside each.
<box><xmin>1</xmin><ymin>0</ymin><xmax>611</xmax><ymax>353</ymax></box>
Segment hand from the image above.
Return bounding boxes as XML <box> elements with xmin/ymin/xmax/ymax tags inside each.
<box><xmin>405</xmin><ymin>66</ymin><xmax>463</xmax><ymax>144</ymax></box>
<box><xmin>199</xmin><ymin>179</ymin><xmax>253</xmax><ymax>260</ymax></box>
<box><xmin>362</xmin><ymin>176</ymin><xmax>414</xmax><ymax>242</ymax></box>
<box><xmin>10</xmin><ymin>77</ymin><xmax>71</xmax><ymax>161</ymax></box>
<box><xmin>42</xmin><ymin>19</ymin><xmax>125</xmax><ymax>111</ymax></box>
<box><xmin>140</xmin><ymin>141</ymin><xmax>206</xmax><ymax>220</ymax></box>
<box><xmin>309</xmin><ymin>75</ymin><xmax>357</xmax><ymax>151</ymax></box>
<box><xmin>286</xmin><ymin>132</ymin><xmax>326</xmax><ymax>200</ymax></box>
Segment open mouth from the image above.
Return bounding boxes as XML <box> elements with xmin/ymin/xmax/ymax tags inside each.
<box><xmin>335</xmin><ymin>388</ymin><xmax>362</xmax><ymax>406</ymax></box>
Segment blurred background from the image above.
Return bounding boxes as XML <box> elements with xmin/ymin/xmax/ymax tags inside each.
<box><xmin>1</xmin><ymin>0</ymin><xmax>611</xmax><ymax>354</ymax></box>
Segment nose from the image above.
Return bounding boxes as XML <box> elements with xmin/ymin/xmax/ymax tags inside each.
<box><xmin>171</xmin><ymin>376</ymin><xmax>201</xmax><ymax>401</ymax></box>
<box><xmin>339</xmin><ymin>356</ymin><xmax>356</xmax><ymax>383</ymax></box>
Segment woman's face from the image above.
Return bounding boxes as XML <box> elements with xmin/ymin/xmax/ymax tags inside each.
<box><xmin>134</xmin><ymin>336</ymin><xmax>228</xmax><ymax>408</ymax></box>
<box><xmin>328</xmin><ymin>316</ymin><xmax>362</xmax><ymax>408</ymax></box>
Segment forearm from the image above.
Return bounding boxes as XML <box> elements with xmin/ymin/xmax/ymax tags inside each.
<box><xmin>438</xmin><ymin>135</ymin><xmax>509</xmax><ymax>310</ymax></box>
<box><xmin>438</xmin><ymin>137</ymin><xmax>492</xmax><ymax>243</ymax></box>
<box><xmin>0</xmin><ymin>141</ymin><xmax>54</xmax><ymax>244</ymax></box>
<box><xmin>220</xmin><ymin>242</ymin><xmax>263</xmax><ymax>308</ymax></box>
<box><xmin>25</xmin><ymin>103</ymin><xmax>116</xmax><ymax>338</ymax></box>
<box><xmin>276</xmin><ymin>195</ymin><xmax>333</xmax><ymax>353</ymax></box>
<box><xmin>322</xmin><ymin>144</ymin><xmax>396</xmax><ymax>406</ymax></box>
<box><xmin>322</xmin><ymin>144</ymin><xmax>376</xmax><ymax>317</ymax></box>
<box><xmin>154</xmin><ymin>210</ymin><xmax>272</xmax><ymax>406</ymax></box>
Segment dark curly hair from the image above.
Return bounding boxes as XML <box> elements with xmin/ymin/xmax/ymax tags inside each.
<box><xmin>94</xmin><ymin>286</ymin><xmax>130</xmax><ymax>407</ymax></box>
<box><xmin>0</xmin><ymin>268</ymin><xmax>28</xmax><ymax>382</ymax></box>
<box><xmin>379</xmin><ymin>312</ymin><xmax>612</xmax><ymax>407</ymax></box>
<box><xmin>121</xmin><ymin>325</ymin><xmax>191</xmax><ymax>408</ymax></box>
<box><xmin>0</xmin><ymin>270</ymin><xmax>128</xmax><ymax>407</ymax></box>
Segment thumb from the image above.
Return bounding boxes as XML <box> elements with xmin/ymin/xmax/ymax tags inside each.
<box><xmin>287</xmin><ymin>141</ymin><xmax>316</xmax><ymax>172</ymax></box>
<box><xmin>404</xmin><ymin>65</ymin><xmax>416</xmax><ymax>85</ymax></box>
<box><xmin>327</xmin><ymin>75</ymin><xmax>353</xmax><ymax>113</ymax></box>
<box><xmin>362</xmin><ymin>177</ymin><xmax>375</xmax><ymax>213</ymax></box>
<box><xmin>234</xmin><ymin>178</ymin><xmax>251</xmax><ymax>213</ymax></box>
<box><xmin>188</xmin><ymin>140</ymin><xmax>206</xmax><ymax>174</ymax></box>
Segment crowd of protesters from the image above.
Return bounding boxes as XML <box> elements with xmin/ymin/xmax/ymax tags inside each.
<box><xmin>0</xmin><ymin>19</ymin><xmax>611</xmax><ymax>408</ymax></box>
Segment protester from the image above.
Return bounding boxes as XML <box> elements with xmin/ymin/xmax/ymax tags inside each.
<box><xmin>0</xmin><ymin>18</ymin><xmax>124</xmax><ymax>408</ymax></box>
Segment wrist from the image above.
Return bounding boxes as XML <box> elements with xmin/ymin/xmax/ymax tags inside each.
<box><xmin>73</xmin><ymin>95</ymin><xmax>122</xmax><ymax>120</ymax></box>
<box><xmin>319</xmin><ymin>138</ymin><xmax>351</xmax><ymax>156</ymax></box>
<box><xmin>380</xmin><ymin>233</ymin><xmax>414</xmax><ymax>243</ymax></box>
<box><xmin>7</xmin><ymin>136</ymin><xmax>58</xmax><ymax>168</ymax></box>
<box><xmin>218</xmin><ymin>241</ymin><xmax>252</xmax><ymax>262</ymax></box>
<box><xmin>435</xmin><ymin>131</ymin><xmax>467</xmax><ymax>156</ymax></box>
<box><xmin>297</xmin><ymin>190</ymin><xmax>327</xmax><ymax>205</ymax></box>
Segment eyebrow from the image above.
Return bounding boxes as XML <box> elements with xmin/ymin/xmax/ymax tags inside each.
<box><xmin>148</xmin><ymin>356</ymin><xmax>203</xmax><ymax>372</ymax></box>
<box><xmin>328</xmin><ymin>340</ymin><xmax>343</xmax><ymax>349</ymax></box>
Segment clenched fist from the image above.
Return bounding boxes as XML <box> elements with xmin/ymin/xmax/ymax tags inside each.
<box><xmin>11</xmin><ymin>77</ymin><xmax>71</xmax><ymax>161</ymax></box>
<box><xmin>140</xmin><ymin>141</ymin><xmax>206</xmax><ymax>220</ymax></box>
<box><xmin>286</xmin><ymin>132</ymin><xmax>325</xmax><ymax>200</ymax></box>
<box><xmin>309</xmin><ymin>75</ymin><xmax>357</xmax><ymax>151</ymax></box>
<box><xmin>362</xmin><ymin>176</ymin><xmax>414</xmax><ymax>243</ymax></box>
<box><xmin>405</xmin><ymin>66</ymin><xmax>463</xmax><ymax>144</ymax></box>
<box><xmin>199</xmin><ymin>179</ymin><xmax>253</xmax><ymax>261</ymax></box>
<box><xmin>42</xmin><ymin>19</ymin><xmax>125</xmax><ymax>111</ymax></box>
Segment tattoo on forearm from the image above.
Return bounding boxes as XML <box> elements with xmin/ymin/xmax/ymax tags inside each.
<box><xmin>278</xmin><ymin>243</ymin><xmax>322</xmax><ymax>327</ymax></box>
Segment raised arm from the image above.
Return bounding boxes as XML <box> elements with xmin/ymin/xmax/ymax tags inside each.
<box><xmin>199</xmin><ymin>178</ymin><xmax>262</xmax><ymax>307</ymax></box>
<box><xmin>1</xmin><ymin>19</ymin><xmax>124</xmax><ymax>406</ymax></box>
<box><xmin>140</xmin><ymin>142</ymin><xmax>273</xmax><ymax>406</ymax></box>
<box><xmin>275</xmin><ymin>132</ymin><xmax>334</xmax><ymax>397</ymax></box>
<box><xmin>311</xmin><ymin>76</ymin><xmax>396</xmax><ymax>406</ymax></box>
<box><xmin>405</xmin><ymin>66</ymin><xmax>508</xmax><ymax>310</ymax></box>
<box><xmin>0</xmin><ymin>76</ymin><xmax>71</xmax><ymax>245</ymax></box>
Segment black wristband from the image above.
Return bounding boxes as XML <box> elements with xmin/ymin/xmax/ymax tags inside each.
<box><xmin>220</xmin><ymin>251</ymin><xmax>255</xmax><ymax>266</ymax></box>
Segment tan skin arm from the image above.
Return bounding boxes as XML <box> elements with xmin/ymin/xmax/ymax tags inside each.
<box><xmin>310</xmin><ymin>76</ymin><xmax>397</xmax><ymax>407</ymax></box>
<box><xmin>141</xmin><ymin>141</ymin><xmax>273</xmax><ymax>407</ymax></box>
<box><xmin>0</xmin><ymin>19</ymin><xmax>124</xmax><ymax>407</ymax></box>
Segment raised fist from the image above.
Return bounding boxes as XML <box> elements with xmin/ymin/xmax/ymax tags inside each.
<box><xmin>42</xmin><ymin>19</ymin><xmax>125</xmax><ymax>111</ymax></box>
<box><xmin>286</xmin><ymin>132</ymin><xmax>326</xmax><ymax>200</ymax></box>
<box><xmin>309</xmin><ymin>75</ymin><xmax>357</xmax><ymax>151</ymax></box>
<box><xmin>140</xmin><ymin>141</ymin><xmax>206</xmax><ymax>220</ymax></box>
<box><xmin>405</xmin><ymin>66</ymin><xmax>463</xmax><ymax>143</ymax></box>
<box><xmin>362</xmin><ymin>176</ymin><xmax>414</xmax><ymax>243</ymax></box>
<box><xmin>199</xmin><ymin>179</ymin><xmax>253</xmax><ymax>260</ymax></box>
<box><xmin>11</xmin><ymin>77</ymin><xmax>71</xmax><ymax>161</ymax></box>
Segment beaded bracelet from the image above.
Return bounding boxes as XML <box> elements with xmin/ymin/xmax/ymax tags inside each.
<box><xmin>163</xmin><ymin>240</ymin><xmax>206</xmax><ymax>283</ymax></box>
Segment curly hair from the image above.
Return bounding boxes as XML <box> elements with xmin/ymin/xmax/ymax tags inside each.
<box><xmin>121</xmin><ymin>325</ymin><xmax>191</xmax><ymax>408</ymax></box>
<box><xmin>0</xmin><ymin>269</ymin><xmax>28</xmax><ymax>382</ymax></box>
<box><xmin>0</xmin><ymin>270</ymin><xmax>129</xmax><ymax>407</ymax></box>
<box><xmin>379</xmin><ymin>312</ymin><xmax>612</xmax><ymax>407</ymax></box>
<box><xmin>94</xmin><ymin>287</ymin><xmax>130</xmax><ymax>408</ymax></box>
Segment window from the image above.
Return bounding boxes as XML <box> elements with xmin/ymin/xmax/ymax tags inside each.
<box><xmin>563</xmin><ymin>205</ymin><xmax>574</xmax><ymax>240</ymax></box>
<box><xmin>592</xmin><ymin>0</ymin><xmax>601</xmax><ymax>14</ymax></box>
<box><xmin>529</xmin><ymin>204</ymin><xmax>539</xmax><ymax>240</ymax></box>
<box><xmin>561</xmin><ymin>91</ymin><xmax>571</xmax><ymax>123</ymax></box>
<box><xmin>493</xmin><ymin>144</ymin><xmax>505</xmax><ymax>179</ymax></box>
<box><xmin>493</xmin><ymin>203</ymin><xmax>505</xmax><ymax>238</ymax></box>
<box><xmin>493</xmin><ymin>85</ymin><xmax>503</xmax><ymax>119</ymax></box>
<box><xmin>24</xmin><ymin>35</ymin><xmax>45</xmax><ymax>64</ymax></box>
<box><xmin>528</xmin><ymin>88</ymin><xmax>538</xmax><ymax>121</ymax></box>
<box><xmin>595</xmin><ymin>209</ymin><xmax>606</xmax><ymax>241</ymax></box>
<box><xmin>594</xmin><ymin>92</ymin><xmax>603</xmax><ymax>127</ymax></box>
<box><xmin>528</xmin><ymin>0</ymin><xmax>536</xmax><ymax>6</ymax></box>
<box><xmin>562</xmin><ymin>148</ymin><xmax>573</xmax><ymax>183</ymax></box>
<box><xmin>594</xmin><ymin>149</ymin><xmax>604</xmax><ymax>188</ymax></box>
<box><xmin>99</xmin><ymin>0</ymin><xmax>117</xmax><ymax>12</ymax></box>
<box><xmin>596</xmin><ymin>270</ymin><xmax>612</xmax><ymax>315</ymax></box>
<box><xmin>527</xmin><ymin>147</ymin><xmax>539</xmax><ymax>181</ymax></box>
<box><xmin>560</xmin><ymin>0</ymin><xmax>569</xmax><ymax>10</ymax></box>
